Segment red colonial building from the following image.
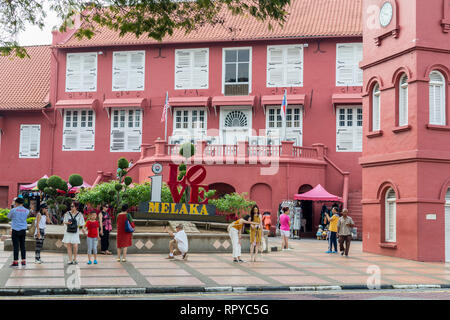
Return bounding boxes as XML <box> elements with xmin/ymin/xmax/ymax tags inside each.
<box><xmin>0</xmin><ymin>0</ymin><xmax>365</xmax><ymax>237</ymax></box>
<box><xmin>361</xmin><ymin>0</ymin><xmax>450</xmax><ymax>261</ymax></box>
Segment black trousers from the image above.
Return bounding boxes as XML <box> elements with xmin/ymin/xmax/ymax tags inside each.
<box><xmin>12</xmin><ymin>229</ymin><xmax>26</xmax><ymax>261</ymax></box>
<box><xmin>101</xmin><ymin>230</ymin><xmax>110</xmax><ymax>251</ymax></box>
<box><xmin>35</xmin><ymin>228</ymin><xmax>45</xmax><ymax>260</ymax></box>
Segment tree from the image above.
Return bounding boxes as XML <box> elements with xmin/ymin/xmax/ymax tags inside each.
<box><xmin>38</xmin><ymin>174</ymin><xmax>84</xmax><ymax>221</ymax></box>
<box><xmin>209</xmin><ymin>192</ymin><xmax>255</xmax><ymax>221</ymax></box>
<box><xmin>0</xmin><ymin>0</ymin><xmax>290</xmax><ymax>57</ymax></box>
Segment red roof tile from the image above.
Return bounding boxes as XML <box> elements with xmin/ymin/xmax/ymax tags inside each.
<box><xmin>0</xmin><ymin>46</ymin><xmax>51</xmax><ymax>111</ymax></box>
<box><xmin>57</xmin><ymin>0</ymin><xmax>362</xmax><ymax>48</ymax></box>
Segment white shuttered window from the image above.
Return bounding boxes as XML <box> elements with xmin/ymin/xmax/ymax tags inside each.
<box><xmin>336</xmin><ymin>43</ymin><xmax>363</xmax><ymax>86</ymax></box>
<box><xmin>267</xmin><ymin>45</ymin><xmax>303</xmax><ymax>87</ymax></box>
<box><xmin>175</xmin><ymin>49</ymin><xmax>209</xmax><ymax>90</ymax></box>
<box><xmin>372</xmin><ymin>84</ymin><xmax>381</xmax><ymax>131</ymax></box>
<box><xmin>112</xmin><ymin>51</ymin><xmax>145</xmax><ymax>91</ymax></box>
<box><xmin>65</xmin><ymin>52</ymin><xmax>98</xmax><ymax>92</ymax></box>
<box><xmin>385</xmin><ymin>188</ymin><xmax>397</xmax><ymax>243</ymax></box>
<box><xmin>336</xmin><ymin>107</ymin><xmax>363</xmax><ymax>152</ymax></box>
<box><xmin>19</xmin><ymin>125</ymin><xmax>40</xmax><ymax>158</ymax></box>
<box><xmin>429</xmin><ymin>71</ymin><xmax>446</xmax><ymax>125</ymax></box>
<box><xmin>266</xmin><ymin>106</ymin><xmax>303</xmax><ymax>146</ymax></box>
<box><xmin>170</xmin><ymin>108</ymin><xmax>207</xmax><ymax>144</ymax></box>
<box><xmin>399</xmin><ymin>74</ymin><xmax>408</xmax><ymax>126</ymax></box>
<box><xmin>63</xmin><ymin>110</ymin><xmax>95</xmax><ymax>151</ymax></box>
<box><xmin>110</xmin><ymin>109</ymin><xmax>142</xmax><ymax>152</ymax></box>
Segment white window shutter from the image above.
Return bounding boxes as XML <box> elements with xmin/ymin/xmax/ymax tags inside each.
<box><xmin>79</xmin><ymin>129</ymin><xmax>95</xmax><ymax>150</ymax></box>
<box><xmin>111</xmin><ymin>130</ymin><xmax>126</xmax><ymax>151</ymax></box>
<box><xmin>267</xmin><ymin>47</ymin><xmax>284</xmax><ymax>87</ymax></box>
<box><xmin>336</xmin><ymin>44</ymin><xmax>355</xmax><ymax>85</ymax></box>
<box><xmin>192</xmin><ymin>50</ymin><xmax>208</xmax><ymax>89</ymax></box>
<box><xmin>372</xmin><ymin>90</ymin><xmax>380</xmax><ymax>131</ymax></box>
<box><xmin>19</xmin><ymin>126</ymin><xmax>31</xmax><ymax>157</ymax></box>
<box><xmin>63</xmin><ymin>129</ymin><xmax>79</xmax><ymax>150</ymax></box>
<box><xmin>399</xmin><ymin>76</ymin><xmax>408</xmax><ymax>126</ymax></box>
<box><xmin>112</xmin><ymin>52</ymin><xmax>129</xmax><ymax>91</ymax></box>
<box><xmin>19</xmin><ymin>125</ymin><xmax>40</xmax><ymax>158</ymax></box>
<box><xmin>355</xmin><ymin>44</ymin><xmax>363</xmax><ymax>85</ymax></box>
<box><xmin>129</xmin><ymin>51</ymin><xmax>145</xmax><ymax>90</ymax></box>
<box><xmin>429</xmin><ymin>72</ymin><xmax>445</xmax><ymax>125</ymax></box>
<box><xmin>336</xmin><ymin>128</ymin><xmax>354</xmax><ymax>151</ymax></box>
<box><xmin>175</xmin><ymin>50</ymin><xmax>192</xmax><ymax>89</ymax></box>
<box><xmin>82</xmin><ymin>53</ymin><xmax>97</xmax><ymax>91</ymax></box>
<box><xmin>66</xmin><ymin>54</ymin><xmax>82</xmax><ymax>92</ymax></box>
<box><xmin>127</xmin><ymin>129</ymin><xmax>142</xmax><ymax>151</ymax></box>
<box><xmin>286</xmin><ymin>46</ymin><xmax>303</xmax><ymax>86</ymax></box>
<box><xmin>355</xmin><ymin>127</ymin><xmax>363</xmax><ymax>152</ymax></box>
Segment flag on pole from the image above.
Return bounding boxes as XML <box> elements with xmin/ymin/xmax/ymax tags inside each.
<box><xmin>281</xmin><ymin>89</ymin><xmax>288</xmax><ymax>141</ymax></box>
<box><xmin>281</xmin><ymin>89</ymin><xmax>287</xmax><ymax>119</ymax></box>
<box><xmin>161</xmin><ymin>91</ymin><xmax>170</xmax><ymax>122</ymax></box>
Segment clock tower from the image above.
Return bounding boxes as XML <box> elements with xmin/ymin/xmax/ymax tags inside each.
<box><xmin>361</xmin><ymin>0</ymin><xmax>450</xmax><ymax>261</ymax></box>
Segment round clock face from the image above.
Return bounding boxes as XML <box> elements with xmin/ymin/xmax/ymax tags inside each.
<box><xmin>379</xmin><ymin>2</ymin><xmax>393</xmax><ymax>27</ymax></box>
<box><xmin>152</xmin><ymin>163</ymin><xmax>163</xmax><ymax>174</ymax></box>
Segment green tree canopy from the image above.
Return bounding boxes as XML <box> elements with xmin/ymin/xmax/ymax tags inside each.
<box><xmin>1</xmin><ymin>0</ymin><xmax>290</xmax><ymax>57</ymax></box>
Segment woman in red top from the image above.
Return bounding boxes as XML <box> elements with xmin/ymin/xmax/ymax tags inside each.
<box><xmin>116</xmin><ymin>204</ymin><xmax>133</xmax><ymax>262</ymax></box>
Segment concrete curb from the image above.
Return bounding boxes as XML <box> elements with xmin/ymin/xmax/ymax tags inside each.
<box><xmin>0</xmin><ymin>284</ymin><xmax>447</xmax><ymax>296</ymax></box>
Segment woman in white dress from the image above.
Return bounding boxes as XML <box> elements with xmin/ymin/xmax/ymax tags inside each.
<box><xmin>62</xmin><ymin>202</ymin><xmax>86</xmax><ymax>265</ymax></box>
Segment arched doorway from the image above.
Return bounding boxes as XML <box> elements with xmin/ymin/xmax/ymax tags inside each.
<box><xmin>298</xmin><ymin>184</ymin><xmax>313</xmax><ymax>233</ymax></box>
<box><xmin>208</xmin><ymin>183</ymin><xmax>236</xmax><ymax>199</ymax></box>
<box><xmin>250</xmin><ymin>183</ymin><xmax>272</xmax><ymax>213</ymax></box>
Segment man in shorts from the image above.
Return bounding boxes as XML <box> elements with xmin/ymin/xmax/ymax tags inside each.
<box><xmin>165</xmin><ymin>224</ymin><xmax>189</xmax><ymax>260</ymax></box>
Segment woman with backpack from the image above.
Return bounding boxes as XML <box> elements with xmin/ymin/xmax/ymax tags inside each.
<box><xmin>62</xmin><ymin>201</ymin><xmax>86</xmax><ymax>265</ymax></box>
<box><xmin>116</xmin><ymin>204</ymin><xmax>134</xmax><ymax>262</ymax></box>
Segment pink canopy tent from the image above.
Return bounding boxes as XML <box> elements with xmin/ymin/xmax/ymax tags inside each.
<box><xmin>294</xmin><ymin>184</ymin><xmax>342</xmax><ymax>202</ymax></box>
<box><xmin>19</xmin><ymin>175</ymin><xmax>49</xmax><ymax>191</ymax></box>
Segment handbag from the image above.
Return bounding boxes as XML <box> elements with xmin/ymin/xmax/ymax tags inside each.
<box><xmin>124</xmin><ymin>214</ymin><xmax>135</xmax><ymax>233</ymax></box>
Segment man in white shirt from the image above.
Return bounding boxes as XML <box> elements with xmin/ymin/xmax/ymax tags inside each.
<box><xmin>165</xmin><ymin>224</ymin><xmax>188</xmax><ymax>260</ymax></box>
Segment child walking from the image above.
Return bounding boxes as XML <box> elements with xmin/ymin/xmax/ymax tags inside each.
<box><xmin>85</xmin><ymin>211</ymin><xmax>100</xmax><ymax>265</ymax></box>
<box><xmin>34</xmin><ymin>203</ymin><xmax>51</xmax><ymax>264</ymax></box>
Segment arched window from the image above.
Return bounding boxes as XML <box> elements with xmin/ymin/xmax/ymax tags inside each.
<box><xmin>429</xmin><ymin>71</ymin><xmax>446</xmax><ymax>125</ymax></box>
<box><xmin>372</xmin><ymin>83</ymin><xmax>381</xmax><ymax>131</ymax></box>
<box><xmin>399</xmin><ymin>74</ymin><xmax>408</xmax><ymax>126</ymax></box>
<box><xmin>385</xmin><ymin>188</ymin><xmax>396</xmax><ymax>243</ymax></box>
<box><xmin>224</xmin><ymin>110</ymin><xmax>248</xmax><ymax>127</ymax></box>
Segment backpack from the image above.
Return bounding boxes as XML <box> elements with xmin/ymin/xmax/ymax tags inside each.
<box><xmin>66</xmin><ymin>212</ymin><xmax>79</xmax><ymax>233</ymax></box>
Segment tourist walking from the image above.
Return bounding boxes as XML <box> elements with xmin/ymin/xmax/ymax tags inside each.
<box><xmin>164</xmin><ymin>224</ymin><xmax>189</xmax><ymax>260</ymax></box>
<box><xmin>279</xmin><ymin>207</ymin><xmax>291</xmax><ymax>251</ymax></box>
<box><xmin>116</xmin><ymin>204</ymin><xmax>134</xmax><ymax>262</ymax></box>
<box><xmin>99</xmin><ymin>204</ymin><xmax>113</xmax><ymax>255</ymax></box>
<box><xmin>34</xmin><ymin>202</ymin><xmax>51</xmax><ymax>264</ymax></box>
<box><xmin>249</xmin><ymin>205</ymin><xmax>263</xmax><ymax>262</ymax></box>
<box><xmin>8</xmin><ymin>197</ymin><xmax>29</xmax><ymax>267</ymax></box>
<box><xmin>324</xmin><ymin>207</ymin><xmax>339</xmax><ymax>254</ymax></box>
<box><xmin>227</xmin><ymin>215</ymin><xmax>259</xmax><ymax>263</ymax></box>
<box><xmin>62</xmin><ymin>202</ymin><xmax>86</xmax><ymax>265</ymax></box>
<box><xmin>337</xmin><ymin>209</ymin><xmax>355</xmax><ymax>257</ymax></box>
<box><xmin>85</xmin><ymin>211</ymin><xmax>100</xmax><ymax>265</ymax></box>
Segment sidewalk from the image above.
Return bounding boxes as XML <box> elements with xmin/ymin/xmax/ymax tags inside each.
<box><xmin>0</xmin><ymin>238</ymin><xmax>449</xmax><ymax>294</ymax></box>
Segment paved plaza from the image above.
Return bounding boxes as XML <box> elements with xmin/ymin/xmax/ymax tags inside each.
<box><xmin>0</xmin><ymin>237</ymin><xmax>450</xmax><ymax>290</ymax></box>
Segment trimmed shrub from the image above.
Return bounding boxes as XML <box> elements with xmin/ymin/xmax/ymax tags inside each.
<box><xmin>69</xmin><ymin>174</ymin><xmax>83</xmax><ymax>187</ymax></box>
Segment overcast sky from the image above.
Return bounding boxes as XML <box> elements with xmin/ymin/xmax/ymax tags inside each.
<box><xmin>17</xmin><ymin>3</ymin><xmax>62</xmax><ymax>46</ymax></box>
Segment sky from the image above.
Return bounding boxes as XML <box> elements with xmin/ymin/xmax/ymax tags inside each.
<box><xmin>16</xmin><ymin>4</ymin><xmax>62</xmax><ymax>46</ymax></box>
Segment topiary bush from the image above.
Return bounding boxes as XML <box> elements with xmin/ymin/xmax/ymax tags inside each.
<box><xmin>69</xmin><ymin>174</ymin><xmax>83</xmax><ymax>187</ymax></box>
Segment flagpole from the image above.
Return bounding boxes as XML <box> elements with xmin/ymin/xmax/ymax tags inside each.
<box><xmin>283</xmin><ymin>89</ymin><xmax>287</xmax><ymax>141</ymax></box>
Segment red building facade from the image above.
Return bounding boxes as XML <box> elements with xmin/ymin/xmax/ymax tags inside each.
<box><xmin>0</xmin><ymin>0</ymin><xmax>365</xmax><ymax>236</ymax></box>
<box><xmin>361</xmin><ymin>0</ymin><xmax>450</xmax><ymax>261</ymax></box>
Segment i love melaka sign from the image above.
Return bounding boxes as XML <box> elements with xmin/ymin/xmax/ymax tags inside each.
<box><xmin>138</xmin><ymin>164</ymin><xmax>217</xmax><ymax>221</ymax></box>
